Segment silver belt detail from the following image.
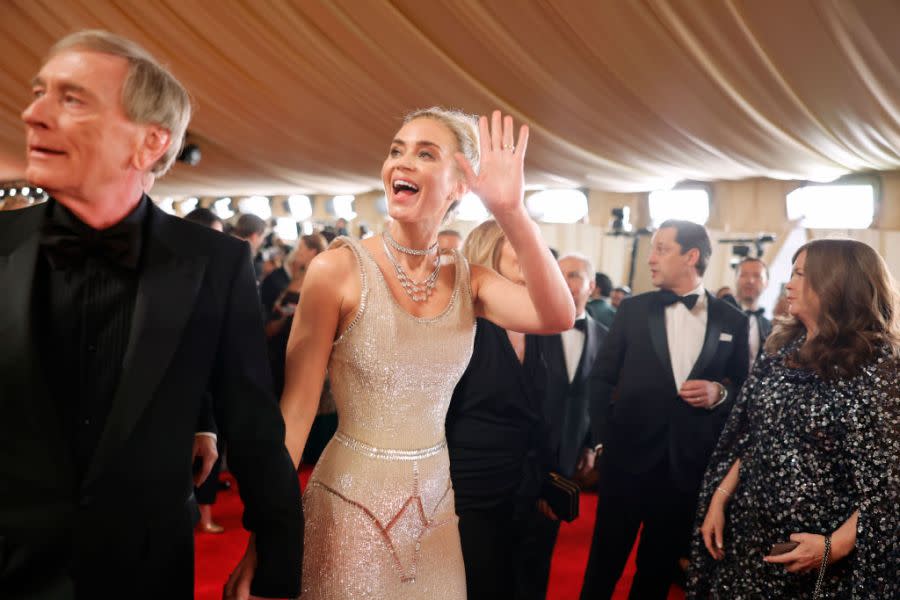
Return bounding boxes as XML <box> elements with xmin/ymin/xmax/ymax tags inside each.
<box><xmin>333</xmin><ymin>431</ymin><xmax>446</xmax><ymax>461</ymax></box>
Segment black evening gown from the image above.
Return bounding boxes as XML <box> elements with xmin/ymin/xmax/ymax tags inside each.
<box><xmin>446</xmin><ymin>318</ymin><xmax>549</xmax><ymax>599</ymax></box>
<box><xmin>687</xmin><ymin>337</ymin><xmax>900</xmax><ymax>599</ymax></box>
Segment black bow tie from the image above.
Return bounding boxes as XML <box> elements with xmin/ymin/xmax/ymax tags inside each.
<box><xmin>745</xmin><ymin>308</ymin><xmax>765</xmax><ymax>317</ymax></box>
<box><xmin>659</xmin><ymin>290</ymin><xmax>700</xmax><ymax>310</ymax></box>
<box><xmin>40</xmin><ymin>219</ymin><xmax>141</xmax><ymax>271</ymax></box>
<box><xmin>573</xmin><ymin>318</ymin><xmax>587</xmax><ymax>333</ymax></box>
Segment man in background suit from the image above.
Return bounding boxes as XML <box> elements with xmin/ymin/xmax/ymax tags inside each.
<box><xmin>580</xmin><ymin>220</ymin><xmax>749</xmax><ymax>600</ymax></box>
<box><xmin>586</xmin><ymin>272</ymin><xmax>616</xmax><ymax>328</ymax></box>
<box><xmin>515</xmin><ymin>253</ymin><xmax>608</xmax><ymax>599</ymax></box>
<box><xmin>735</xmin><ymin>257</ymin><xmax>772</xmax><ymax>370</ymax></box>
<box><xmin>0</xmin><ymin>31</ymin><xmax>301</xmax><ymax>600</ymax></box>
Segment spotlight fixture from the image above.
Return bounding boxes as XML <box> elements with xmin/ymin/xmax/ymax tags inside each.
<box><xmin>177</xmin><ymin>143</ymin><xmax>201</xmax><ymax>166</ymax></box>
<box><xmin>608</xmin><ymin>207</ymin><xmax>633</xmax><ymax>234</ymax></box>
<box><xmin>719</xmin><ymin>234</ymin><xmax>776</xmax><ymax>265</ymax></box>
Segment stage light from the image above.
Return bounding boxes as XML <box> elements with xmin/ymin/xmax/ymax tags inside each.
<box><xmin>286</xmin><ymin>195</ymin><xmax>312</xmax><ymax>221</ymax></box>
<box><xmin>238</xmin><ymin>195</ymin><xmax>272</xmax><ymax>220</ymax></box>
<box><xmin>331</xmin><ymin>195</ymin><xmax>356</xmax><ymax>220</ymax></box>
<box><xmin>214</xmin><ymin>197</ymin><xmax>234</xmax><ymax>219</ymax></box>
<box><xmin>455</xmin><ymin>193</ymin><xmax>489</xmax><ymax>222</ymax></box>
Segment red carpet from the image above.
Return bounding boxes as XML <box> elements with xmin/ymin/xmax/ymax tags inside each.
<box><xmin>195</xmin><ymin>469</ymin><xmax>684</xmax><ymax>600</ymax></box>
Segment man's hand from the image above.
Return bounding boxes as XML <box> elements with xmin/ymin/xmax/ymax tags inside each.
<box><xmin>192</xmin><ymin>434</ymin><xmax>218</xmax><ymax>487</ymax></box>
<box><xmin>679</xmin><ymin>380</ymin><xmax>721</xmax><ymax>409</ymax></box>
<box><xmin>572</xmin><ymin>448</ymin><xmax>599</xmax><ymax>490</ymax></box>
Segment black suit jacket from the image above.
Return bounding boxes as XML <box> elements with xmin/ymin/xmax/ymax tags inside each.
<box><xmin>0</xmin><ymin>201</ymin><xmax>302</xmax><ymax>599</ymax></box>
<box><xmin>589</xmin><ymin>290</ymin><xmax>749</xmax><ymax>493</ymax></box>
<box><xmin>537</xmin><ymin>316</ymin><xmax>608</xmax><ymax>478</ymax></box>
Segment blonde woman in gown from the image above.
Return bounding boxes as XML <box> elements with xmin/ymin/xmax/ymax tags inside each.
<box><xmin>232</xmin><ymin>109</ymin><xmax>574</xmax><ymax>599</ymax></box>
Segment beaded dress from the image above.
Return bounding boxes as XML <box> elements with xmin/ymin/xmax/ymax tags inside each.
<box><xmin>686</xmin><ymin>337</ymin><xmax>900</xmax><ymax>599</ymax></box>
<box><xmin>300</xmin><ymin>237</ymin><xmax>475</xmax><ymax>599</ymax></box>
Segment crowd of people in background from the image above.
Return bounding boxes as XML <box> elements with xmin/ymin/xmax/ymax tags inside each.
<box><xmin>177</xmin><ymin>200</ymin><xmax>899</xmax><ymax>600</ymax></box>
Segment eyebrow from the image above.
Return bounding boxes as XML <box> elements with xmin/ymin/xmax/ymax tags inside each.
<box><xmin>391</xmin><ymin>139</ymin><xmax>442</xmax><ymax>150</ymax></box>
<box><xmin>30</xmin><ymin>76</ymin><xmax>96</xmax><ymax>100</ymax></box>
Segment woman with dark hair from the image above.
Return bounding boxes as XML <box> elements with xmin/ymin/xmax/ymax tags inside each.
<box><xmin>688</xmin><ymin>239</ymin><xmax>900</xmax><ymax>599</ymax></box>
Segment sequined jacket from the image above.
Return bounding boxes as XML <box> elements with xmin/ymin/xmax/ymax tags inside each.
<box><xmin>688</xmin><ymin>337</ymin><xmax>900</xmax><ymax>599</ymax></box>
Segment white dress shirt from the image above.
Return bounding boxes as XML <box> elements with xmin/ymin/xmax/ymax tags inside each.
<box><xmin>742</xmin><ymin>303</ymin><xmax>761</xmax><ymax>371</ymax></box>
<box><xmin>665</xmin><ymin>283</ymin><xmax>707</xmax><ymax>390</ymax></box>
<box><xmin>561</xmin><ymin>312</ymin><xmax>587</xmax><ymax>383</ymax></box>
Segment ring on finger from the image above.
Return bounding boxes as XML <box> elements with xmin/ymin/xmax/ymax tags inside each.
<box><xmin>502</xmin><ymin>144</ymin><xmax>514</xmax><ymax>151</ymax></box>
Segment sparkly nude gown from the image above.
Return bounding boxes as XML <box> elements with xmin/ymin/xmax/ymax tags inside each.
<box><xmin>300</xmin><ymin>237</ymin><xmax>475</xmax><ymax>599</ymax></box>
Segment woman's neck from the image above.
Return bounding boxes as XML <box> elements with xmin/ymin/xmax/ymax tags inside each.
<box><xmin>387</xmin><ymin>221</ymin><xmax>439</xmax><ymax>269</ymax></box>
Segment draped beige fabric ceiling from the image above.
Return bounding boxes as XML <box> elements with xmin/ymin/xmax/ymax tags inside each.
<box><xmin>1</xmin><ymin>0</ymin><xmax>899</xmax><ymax>196</ymax></box>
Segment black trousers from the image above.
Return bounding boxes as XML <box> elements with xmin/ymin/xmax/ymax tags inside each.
<box><xmin>458</xmin><ymin>502</ymin><xmax>519</xmax><ymax>600</ymax></box>
<box><xmin>513</xmin><ymin>506</ymin><xmax>561</xmax><ymax>600</ymax></box>
<box><xmin>580</xmin><ymin>457</ymin><xmax>696</xmax><ymax>600</ymax></box>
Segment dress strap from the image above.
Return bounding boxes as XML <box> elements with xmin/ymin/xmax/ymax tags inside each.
<box><xmin>452</xmin><ymin>249</ymin><xmax>474</xmax><ymax>311</ymax></box>
<box><xmin>329</xmin><ymin>236</ymin><xmax>370</xmax><ymax>345</ymax></box>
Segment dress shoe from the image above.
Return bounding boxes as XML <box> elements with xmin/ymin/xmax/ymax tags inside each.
<box><xmin>197</xmin><ymin>522</ymin><xmax>225</xmax><ymax>534</ymax></box>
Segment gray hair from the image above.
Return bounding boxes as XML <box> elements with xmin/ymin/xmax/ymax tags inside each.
<box><xmin>558</xmin><ymin>252</ymin><xmax>595</xmax><ymax>279</ymax></box>
<box><xmin>47</xmin><ymin>30</ymin><xmax>191</xmax><ymax>177</ymax></box>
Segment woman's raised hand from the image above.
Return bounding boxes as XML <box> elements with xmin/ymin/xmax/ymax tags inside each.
<box><xmin>455</xmin><ymin>110</ymin><xmax>529</xmax><ymax>219</ymax></box>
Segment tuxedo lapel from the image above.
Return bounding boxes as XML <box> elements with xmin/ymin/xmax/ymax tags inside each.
<box><xmin>574</xmin><ymin>318</ymin><xmax>600</xmax><ymax>388</ymax></box>
<box><xmin>84</xmin><ymin>208</ymin><xmax>207</xmax><ymax>487</ymax></box>
<box><xmin>689</xmin><ymin>292</ymin><xmax>723</xmax><ymax>380</ymax></box>
<box><xmin>545</xmin><ymin>334</ymin><xmax>568</xmax><ymax>382</ymax></box>
<box><xmin>647</xmin><ymin>294</ymin><xmax>674</xmax><ymax>384</ymax></box>
<box><xmin>0</xmin><ymin>206</ymin><xmax>73</xmax><ymax>483</ymax></box>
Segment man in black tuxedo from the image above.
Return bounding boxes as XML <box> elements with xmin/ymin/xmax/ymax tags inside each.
<box><xmin>0</xmin><ymin>31</ymin><xmax>301</xmax><ymax>600</ymax></box>
<box><xmin>515</xmin><ymin>253</ymin><xmax>609</xmax><ymax>599</ymax></box>
<box><xmin>735</xmin><ymin>257</ymin><xmax>772</xmax><ymax>370</ymax></box>
<box><xmin>580</xmin><ymin>220</ymin><xmax>749</xmax><ymax>600</ymax></box>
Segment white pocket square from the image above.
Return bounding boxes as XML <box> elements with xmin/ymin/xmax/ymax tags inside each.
<box><xmin>719</xmin><ymin>333</ymin><xmax>733</xmax><ymax>342</ymax></box>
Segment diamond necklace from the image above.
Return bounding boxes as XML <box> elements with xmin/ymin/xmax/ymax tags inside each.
<box><xmin>382</xmin><ymin>233</ymin><xmax>441</xmax><ymax>303</ymax></box>
<box><xmin>384</xmin><ymin>228</ymin><xmax>438</xmax><ymax>256</ymax></box>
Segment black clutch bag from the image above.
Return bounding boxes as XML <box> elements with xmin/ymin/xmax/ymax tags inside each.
<box><xmin>540</xmin><ymin>472</ymin><xmax>580</xmax><ymax>522</ymax></box>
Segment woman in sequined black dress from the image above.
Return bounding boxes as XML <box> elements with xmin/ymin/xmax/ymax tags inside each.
<box><xmin>687</xmin><ymin>239</ymin><xmax>900</xmax><ymax>599</ymax></box>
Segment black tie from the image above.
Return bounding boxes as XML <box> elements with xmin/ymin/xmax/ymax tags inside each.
<box><xmin>40</xmin><ymin>219</ymin><xmax>141</xmax><ymax>270</ymax></box>
<box><xmin>573</xmin><ymin>318</ymin><xmax>587</xmax><ymax>333</ymax></box>
<box><xmin>659</xmin><ymin>290</ymin><xmax>699</xmax><ymax>310</ymax></box>
<box><xmin>745</xmin><ymin>308</ymin><xmax>764</xmax><ymax>317</ymax></box>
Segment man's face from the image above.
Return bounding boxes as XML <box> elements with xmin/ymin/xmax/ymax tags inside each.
<box><xmin>438</xmin><ymin>233</ymin><xmax>462</xmax><ymax>253</ymax></box>
<box><xmin>247</xmin><ymin>231</ymin><xmax>264</xmax><ymax>254</ymax></box>
<box><xmin>558</xmin><ymin>257</ymin><xmax>595</xmax><ymax>315</ymax></box>
<box><xmin>648</xmin><ymin>227</ymin><xmax>696</xmax><ymax>290</ymax></box>
<box><xmin>22</xmin><ymin>50</ymin><xmax>145</xmax><ymax>201</ymax></box>
<box><xmin>736</xmin><ymin>260</ymin><xmax>768</xmax><ymax>305</ymax></box>
<box><xmin>610</xmin><ymin>289</ymin><xmax>627</xmax><ymax>308</ymax></box>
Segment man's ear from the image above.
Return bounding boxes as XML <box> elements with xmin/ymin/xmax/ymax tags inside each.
<box><xmin>133</xmin><ymin>125</ymin><xmax>172</xmax><ymax>172</ymax></box>
<box><xmin>685</xmin><ymin>247</ymin><xmax>700</xmax><ymax>269</ymax></box>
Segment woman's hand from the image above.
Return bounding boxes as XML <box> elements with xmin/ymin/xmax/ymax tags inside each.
<box><xmin>455</xmin><ymin>110</ymin><xmax>529</xmax><ymax>219</ymax></box>
<box><xmin>763</xmin><ymin>533</ymin><xmax>830</xmax><ymax>573</ymax></box>
<box><xmin>701</xmin><ymin>498</ymin><xmax>727</xmax><ymax>560</ymax></box>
